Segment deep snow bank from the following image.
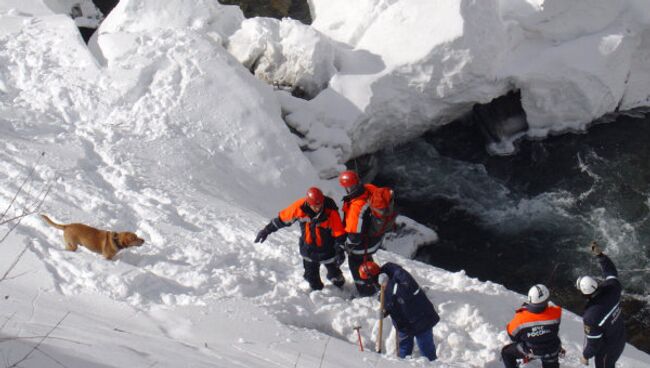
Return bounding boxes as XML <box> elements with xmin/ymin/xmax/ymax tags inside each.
<box><xmin>228</xmin><ymin>17</ymin><xmax>337</xmax><ymax>98</ymax></box>
<box><xmin>226</xmin><ymin>0</ymin><xmax>650</xmax><ymax>176</ymax></box>
<box><xmin>94</xmin><ymin>0</ymin><xmax>321</xmax><ymax>214</ymax></box>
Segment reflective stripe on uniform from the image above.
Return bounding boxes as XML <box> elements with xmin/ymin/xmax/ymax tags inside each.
<box><xmin>587</xmin><ymin>333</ymin><xmax>603</xmax><ymax>339</ymax></box>
<box><xmin>510</xmin><ymin>318</ymin><xmax>561</xmax><ymax>337</ymax></box>
<box><xmin>354</xmin><ymin>202</ymin><xmax>370</xmax><ymax>233</ymax></box>
<box><xmin>507</xmin><ymin>305</ymin><xmax>562</xmax><ymax>337</ymax></box>
<box><xmin>348</xmin><ymin>238</ymin><xmax>383</xmax><ymax>255</ymax></box>
<box><xmin>320</xmin><ymin>255</ymin><xmax>337</xmax><ymax>264</ymax></box>
<box><xmin>303</xmin><ymin>255</ymin><xmax>337</xmax><ymax>265</ymax></box>
<box><xmin>598</xmin><ymin>302</ymin><xmax>620</xmax><ymax>327</ymax></box>
<box><xmin>272</xmin><ymin>217</ymin><xmax>286</xmax><ymax>228</ymax></box>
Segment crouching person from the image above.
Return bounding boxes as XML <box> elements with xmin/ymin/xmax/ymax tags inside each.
<box><xmin>360</xmin><ymin>261</ymin><xmax>439</xmax><ymax>361</ymax></box>
<box><xmin>502</xmin><ymin>284</ymin><xmax>563</xmax><ymax>368</ymax></box>
<box><xmin>255</xmin><ymin>187</ymin><xmax>346</xmax><ymax>291</ymax></box>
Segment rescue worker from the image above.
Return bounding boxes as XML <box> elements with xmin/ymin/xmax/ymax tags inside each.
<box><xmin>360</xmin><ymin>261</ymin><xmax>439</xmax><ymax>361</ymax></box>
<box><xmin>576</xmin><ymin>241</ymin><xmax>625</xmax><ymax>368</ymax></box>
<box><xmin>338</xmin><ymin>170</ymin><xmax>384</xmax><ymax>296</ymax></box>
<box><xmin>502</xmin><ymin>284</ymin><xmax>563</xmax><ymax>368</ymax></box>
<box><xmin>254</xmin><ymin>187</ymin><xmax>346</xmax><ymax>291</ymax></box>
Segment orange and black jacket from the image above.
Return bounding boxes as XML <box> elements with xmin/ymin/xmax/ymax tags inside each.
<box><xmin>341</xmin><ymin>184</ymin><xmax>382</xmax><ymax>255</ymax></box>
<box><xmin>264</xmin><ymin>196</ymin><xmax>345</xmax><ymax>263</ymax></box>
<box><xmin>506</xmin><ymin>303</ymin><xmax>562</xmax><ymax>356</ymax></box>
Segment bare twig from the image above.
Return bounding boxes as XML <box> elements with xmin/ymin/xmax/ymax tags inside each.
<box><xmin>34</xmin><ymin>347</ymin><xmax>70</xmax><ymax>368</ymax></box>
<box><xmin>0</xmin><ymin>182</ymin><xmax>51</xmax><ymax>243</ymax></box>
<box><xmin>318</xmin><ymin>336</ymin><xmax>330</xmax><ymax>368</ymax></box>
<box><xmin>0</xmin><ymin>270</ymin><xmax>30</xmax><ymax>282</ymax></box>
<box><xmin>0</xmin><ymin>181</ymin><xmax>52</xmax><ymax>226</ymax></box>
<box><xmin>0</xmin><ymin>312</ymin><xmax>17</xmax><ymax>332</ymax></box>
<box><xmin>0</xmin><ymin>152</ymin><xmax>45</xmax><ymax>223</ymax></box>
<box><xmin>26</xmin><ymin>181</ymin><xmax>52</xmax><ymax>213</ymax></box>
<box><xmin>0</xmin><ymin>246</ymin><xmax>28</xmax><ymax>283</ymax></box>
<box><xmin>0</xmin><ymin>335</ymin><xmax>88</xmax><ymax>345</ymax></box>
<box><xmin>7</xmin><ymin>311</ymin><xmax>69</xmax><ymax>368</ymax></box>
<box><xmin>0</xmin><ymin>213</ymin><xmax>37</xmax><ymax>226</ymax></box>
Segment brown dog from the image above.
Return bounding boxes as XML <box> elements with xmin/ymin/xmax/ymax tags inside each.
<box><xmin>41</xmin><ymin>214</ymin><xmax>144</xmax><ymax>260</ymax></box>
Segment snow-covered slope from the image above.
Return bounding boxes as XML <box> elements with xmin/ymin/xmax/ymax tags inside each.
<box><xmin>1</xmin><ymin>1</ymin><xmax>649</xmax><ymax>367</ymax></box>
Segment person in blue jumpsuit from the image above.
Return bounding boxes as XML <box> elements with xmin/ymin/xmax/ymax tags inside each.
<box><xmin>575</xmin><ymin>241</ymin><xmax>626</xmax><ymax>368</ymax></box>
<box><xmin>359</xmin><ymin>261</ymin><xmax>440</xmax><ymax>360</ymax></box>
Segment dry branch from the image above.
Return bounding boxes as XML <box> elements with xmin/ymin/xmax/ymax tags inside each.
<box><xmin>0</xmin><ymin>152</ymin><xmax>45</xmax><ymax>223</ymax></box>
<box><xmin>7</xmin><ymin>311</ymin><xmax>70</xmax><ymax>368</ymax></box>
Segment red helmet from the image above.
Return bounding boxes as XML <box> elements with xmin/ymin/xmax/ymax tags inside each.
<box><xmin>339</xmin><ymin>170</ymin><xmax>360</xmax><ymax>188</ymax></box>
<box><xmin>358</xmin><ymin>261</ymin><xmax>380</xmax><ymax>280</ymax></box>
<box><xmin>305</xmin><ymin>187</ymin><xmax>324</xmax><ymax>207</ymax></box>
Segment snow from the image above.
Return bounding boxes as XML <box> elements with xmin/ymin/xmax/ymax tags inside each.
<box><xmin>263</xmin><ymin>0</ymin><xmax>650</xmax><ymax>174</ymax></box>
<box><xmin>228</xmin><ymin>17</ymin><xmax>337</xmax><ymax>98</ymax></box>
<box><xmin>0</xmin><ymin>0</ymin><xmax>649</xmax><ymax>368</ymax></box>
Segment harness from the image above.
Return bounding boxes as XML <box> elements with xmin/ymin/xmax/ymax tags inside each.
<box><xmin>110</xmin><ymin>232</ymin><xmax>125</xmax><ymax>249</ymax></box>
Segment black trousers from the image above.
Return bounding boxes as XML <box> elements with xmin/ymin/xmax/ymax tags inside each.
<box><xmin>501</xmin><ymin>343</ymin><xmax>559</xmax><ymax>368</ymax></box>
<box><xmin>303</xmin><ymin>259</ymin><xmax>344</xmax><ymax>290</ymax></box>
<box><xmin>347</xmin><ymin>253</ymin><xmax>378</xmax><ymax>296</ymax></box>
<box><xmin>594</xmin><ymin>339</ymin><xmax>625</xmax><ymax>368</ymax></box>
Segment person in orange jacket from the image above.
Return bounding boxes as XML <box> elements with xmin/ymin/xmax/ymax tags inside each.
<box><xmin>254</xmin><ymin>187</ymin><xmax>346</xmax><ymax>291</ymax></box>
<box><xmin>338</xmin><ymin>170</ymin><xmax>385</xmax><ymax>296</ymax></box>
<box><xmin>502</xmin><ymin>284</ymin><xmax>563</xmax><ymax>368</ymax></box>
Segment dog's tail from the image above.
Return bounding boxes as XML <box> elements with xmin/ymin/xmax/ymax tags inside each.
<box><xmin>40</xmin><ymin>214</ymin><xmax>66</xmax><ymax>230</ymax></box>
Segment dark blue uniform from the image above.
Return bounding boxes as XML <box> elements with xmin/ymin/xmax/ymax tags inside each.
<box><xmin>380</xmin><ymin>262</ymin><xmax>440</xmax><ymax>360</ymax></box>
<box><xmin>582</xmin><ymin>254</ymin><xmax>626</xmax><ymax>368</ymax></box>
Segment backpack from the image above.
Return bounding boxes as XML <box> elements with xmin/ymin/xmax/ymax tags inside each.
<box><xmin>366</xmin><ymin>186</ymin><xmax>397</xmax><ymax>237</ymax></box>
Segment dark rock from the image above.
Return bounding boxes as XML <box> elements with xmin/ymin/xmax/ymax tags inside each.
<box><xmin>219</xmin><ymin>0</ymin><xmax>311</xmax><ymax>24</ymax></box>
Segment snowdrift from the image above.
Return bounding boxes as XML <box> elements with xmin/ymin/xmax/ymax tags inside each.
<box><xmin>226</xmin><ymin>0</ymin><xmax>650</xmax><ymax>175</ymax></box>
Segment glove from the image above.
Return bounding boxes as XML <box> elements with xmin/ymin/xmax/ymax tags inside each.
<box><xmin>590</xmin><ymin>241</ymin><xmax>603</xmax><ymax>256</ymax></box>
<box><xmin>254</xmin><ymin>228</ymin><xmax>269</xmax><ymax>243</ymax></box>
<box><xmin>255</xmin><ymin>221</ymin><xmax>280</xmax><ymax>243</ymax></box>
<box><xmin>580</xmin><ymin>355</ymin><xmax>588</xmax><ymax>365</ymax></box>
<box><xmin>378</xmin><ymin>273</ymin><xmax>389</xmax><ymax>286</ymax></box>
<box><xmin>344</xmin><ymin>233</ymin><xmax>362</xmax><ymax>253</ymax></box>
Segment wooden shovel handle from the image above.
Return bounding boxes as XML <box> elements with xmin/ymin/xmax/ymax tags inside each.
<box><xmin>376</xmin><ymin>283</ymin><xmax>386</xmax><ymax>353</ymax></box>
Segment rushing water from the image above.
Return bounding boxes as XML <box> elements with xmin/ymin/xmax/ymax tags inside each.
<box><xmin>372</xmin><ymin>111</ymin><xmax>650</xmax><ymax>352</ymax></box>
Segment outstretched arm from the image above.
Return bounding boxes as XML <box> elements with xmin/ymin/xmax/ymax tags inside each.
<box><xmin>597</xmin><ymin>253</ymin><xmax>618</xmax><ymax>279</ymax></box>
<box><xmin>254</xmin><ymin>217</ymin><xmax>289</xmax><ymax>243</ymax></box>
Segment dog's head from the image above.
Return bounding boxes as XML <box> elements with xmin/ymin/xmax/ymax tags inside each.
<box><xmin>116</xmin><ymin>232</ymin><xmax>145</xmax><ymax>248</ymax></box>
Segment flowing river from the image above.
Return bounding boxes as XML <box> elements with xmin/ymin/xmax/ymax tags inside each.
<box><xmin>372</xmin><ymin>111</ymin><xmax>650</xmax><ymax>353</ymax></box>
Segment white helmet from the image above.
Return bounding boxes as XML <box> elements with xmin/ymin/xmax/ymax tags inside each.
<box><xmin>527</xmin><ymin>284</ymin><xmax>550</xmax><ymax>304</ymax></box>
<box><xmin>576</xmin><ymin>276</ymin><xmax>598</xmax><ymax>295</ymax></box>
